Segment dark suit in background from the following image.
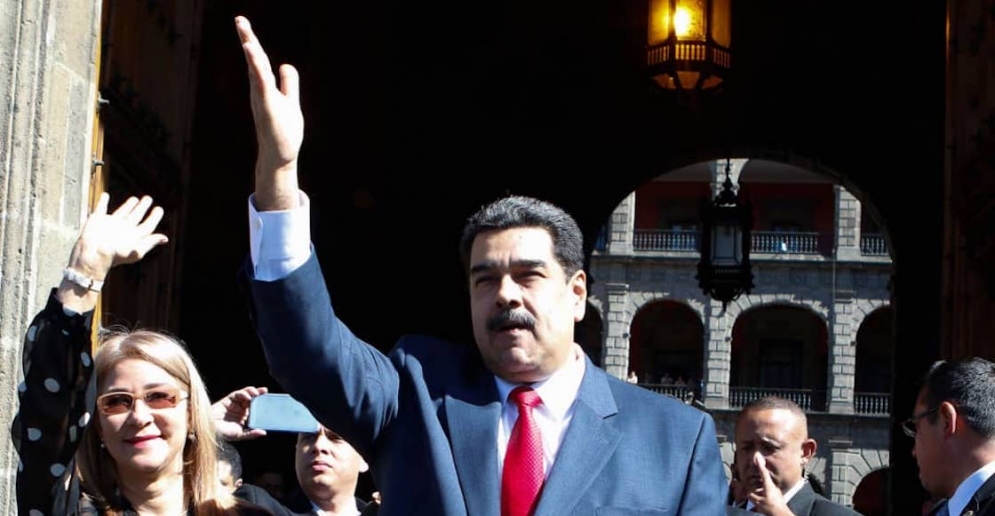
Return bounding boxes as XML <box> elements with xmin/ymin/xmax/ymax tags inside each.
<box><xmin>906</xmin><ymin>359</ymin><xmax>995</xmax><ymax>516</ymax></box>
<box><xmin>785</xmin><ymin>483</ymin><xmax>860</xmax><ymax>516</ymax></box>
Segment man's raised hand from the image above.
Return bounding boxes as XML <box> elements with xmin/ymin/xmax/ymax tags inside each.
<box><xmin>235</xmin><ymin>15</ymin><xmax>303</xmax><ymax>211</ymax></box>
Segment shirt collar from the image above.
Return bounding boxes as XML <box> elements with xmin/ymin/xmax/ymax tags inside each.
<box><xmin>947</xmin><ymin>461</ymin><xmax>995</xmax><ymax>516</ymax></box>
<box><xmin>494</xmin><ymin>344</ymin><xmax>586</xmax><ymax>418</ymax></box>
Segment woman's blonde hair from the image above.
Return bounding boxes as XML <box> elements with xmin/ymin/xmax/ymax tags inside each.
<box><xmin>76</xmin><ymin>329</ymin><xmax>238</xmax><ymax>515</ymax></box>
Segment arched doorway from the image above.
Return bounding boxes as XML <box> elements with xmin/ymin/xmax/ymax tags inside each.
<box><xmin>855</xmin><ymin>306</ymin><xmax>894</xmax><ymax>413</ymax></box>
<box><xmin>730</xmin><ymin>304</ymin><xmax>829</xmax><ymax>411</ymax></box>
<box><xmin>629</xmin><ymin>300</ymin><xmax>704</xmax><ymax>394</ymax></box>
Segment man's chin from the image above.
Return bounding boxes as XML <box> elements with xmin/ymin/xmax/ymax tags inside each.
<box><xmin>492</xmin><ymin>359</ymin><xmax>545</xmax><ymax>383</ymax></box>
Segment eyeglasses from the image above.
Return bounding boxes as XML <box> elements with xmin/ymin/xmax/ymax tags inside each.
<box><xmin>97</xmin><ymin>386</ymin><xmax>188</xmax><ymax>415</ymax></box>
<box><xmin>901</xmin><ymin>405</ymin><xmax>941</xmax><ymax>438</ymax></box>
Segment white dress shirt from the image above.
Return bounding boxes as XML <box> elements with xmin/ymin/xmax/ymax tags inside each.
<box><xmin>494</xmin><ymin>345</ymin><xmax>586</xmax><ymax>479</ymax></box>
<box><xmin>946</xmin><ymin>461</ymin><xmax>995</xmax><ymax>516</ymax></box>
<box><xmin>248</xmin><ymin>192</ymin><xmax>312</xmax><ymax>280</ymax></box>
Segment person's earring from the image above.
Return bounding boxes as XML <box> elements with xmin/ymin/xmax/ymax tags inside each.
<box><xmin>99</xmin><ymin>442</ymin><xmax>105</xmax><ymax>449</ymax></box>
<box><xmin>187</xmin><ymin>432</ymin><xmax>195</xmax><ymax>442</ymax></box>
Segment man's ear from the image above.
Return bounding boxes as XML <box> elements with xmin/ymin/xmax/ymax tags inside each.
<box><xmin>940</xmin><ymin>401</ymin><xmax>959</xmax><ymax>435</ymax></box>
<box><xmin>801</xmin><ymin>438</ymin><xmax>817</xmax><ymax>463</ymax></box>
<box><xmin>571</xmin><ymin>270</ymin><xmax>587</xmax><ymax>322</ymax></box>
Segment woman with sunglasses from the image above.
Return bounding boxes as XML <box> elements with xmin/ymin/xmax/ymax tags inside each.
<box><xmin>12</xmin><ymin>193</ymin><xmax>272</xmax><ymax>516</ymax></box>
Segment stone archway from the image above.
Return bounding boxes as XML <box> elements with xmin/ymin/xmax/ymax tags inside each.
<box><xmin>855</xmin><ymin>306</ymin><xmax>894</xmax><ymax>396</ymax></box>
<box><xmin>851</xmin><ymin>467</ymin><xmax>890</xmax><ymax>516</ymax></box>
<box><xmin>729</xmin><ymin>302</ymin><xmax>830</xmax><ymax>410</ymax></box>
<box><xmin>629</xmin><ymin>299</ymin><xmax>705</xmax><ymax>391</ymax></box>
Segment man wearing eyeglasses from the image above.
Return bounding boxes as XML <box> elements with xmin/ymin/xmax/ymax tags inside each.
<box><xmin>906</xmin><ymin>357</ymin><xmax>995</xmax><ymax>516</ymax></box>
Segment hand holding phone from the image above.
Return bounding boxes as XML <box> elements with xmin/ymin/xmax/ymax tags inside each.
<box><xmin>213</xmin><ymin>385</ymin><xmax>270</xmax><ymax>441</ymax></box>
<box><xmin>247</xmin><ymin>393</ymin><xmax>321</xmax><ymax>433</ymax></box>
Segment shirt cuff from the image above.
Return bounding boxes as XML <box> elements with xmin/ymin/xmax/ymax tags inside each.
<box><xmin>248</xmin><ymin>191</ymin><xmax>313</xmax><ymax>281</ymax></box>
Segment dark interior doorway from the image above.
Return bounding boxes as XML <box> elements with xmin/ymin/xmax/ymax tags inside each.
<box><xmin>176</xmin><ymin>1</ymin><xmax>946</xmax><ymax>512</ymax></box>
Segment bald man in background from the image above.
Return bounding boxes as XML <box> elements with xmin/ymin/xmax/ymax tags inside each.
<box><xmin>733</xmin><ymin>396</ymin><xmax>859</xmax><ymax>516</ymax></box>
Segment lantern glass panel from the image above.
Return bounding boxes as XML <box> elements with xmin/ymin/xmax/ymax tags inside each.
<box><xmin>711</xmin><ymin>222</ymin><xmax>741</xmax><ymax>266</ymax></box>
<box><xmin>675</xmin><ymin>0</ymin><xmax>706</xmax><ymax>41</ymax></box>
<box><xmin>710</xmin><ymin>0</ymin><xmax>731</xmax><ymax>47</ymax></box>
<box><xmin>647</xmin><ymin>0</ymin><xmax>671</xmax><ymax>46</ymax></box>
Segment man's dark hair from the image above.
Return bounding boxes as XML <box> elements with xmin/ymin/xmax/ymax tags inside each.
<box><xmin>219</xmin><ymin>440</ymin><xmax>243</xmax><ymax>481</ymax></box>
<box><xmin>459</xmin><ymin>195</ymin><xmax>585</xmax><ymax>278</ymax></box>
<box><xmin>919</xmin><ymin>357</ymin><xmax>995</xmax><ymax>438</ymax></box>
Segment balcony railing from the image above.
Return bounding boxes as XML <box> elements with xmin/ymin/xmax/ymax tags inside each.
<box><xmin>751</xmin><ymin>231</ymin><xmax>825</xmax><ymax>255</ymax></box>
<box><xmin>726</xmin><ymin>387</ymin><xmax>889</xmax><ymax>415</ymax></box>
<box><xmin>860</xmin><ymin>234</ymin><xmax>888</xmax><ymax>256</ymax></box>
<box><xmin>631</xmin><ymin>229</ymin><xmax>833</xmax><ymax>255</ymax></box>
<box><xmin>633</xmin><ymin>229</ymin><xmax>698</xmax><ymax>251</ymax></box>
<box><xmin>729</xmin><ymin>387</ymin><xmax>827</xmax><ymax>411</ymax></box>
<box><xmin>854</xmin><ymin>392</ymin><xmax>890</xmax><ymax>415</ymax></box>
<box><xmin>639</xmin><ymin>383</ymin><xmax>695</xmax><ymax>401</ymax></box>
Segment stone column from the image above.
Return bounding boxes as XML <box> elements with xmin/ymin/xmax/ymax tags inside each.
<box><xmin>703</xmin><ymin>299</ymin><xmax>733</xmax><ymax>409</ymax></box>
<box><xmin>835</xmin><ymin>186</ymin><xmax>862</xmax><ymax>261</ymax></box>
<box><xmin>827</xmin><ymin>292</ymin><xmax>857</xmax><ymax>414</ymax></box>
<box><xmin>607</xmin><ymin>191</ymin><xmax>635</xmax><ymax>256</ymax></box>
<box><xmin>710</xmin><ymin>158</ymin><xmax>748</xmax><ymax>196</ymax></box>
<box><xmin>826</xmin><ymin>437</ymin><xmax>857</xmax><ymax>505</ymax></box>
<box><xmin>0</xmin><ymin>0</ymin><xmax>102</xmax><ymax>510</ymax></box>
<box><xmin>602</xmin><ymin>282</ymin><xmax>632</xmax><ymax>379</ymax></box>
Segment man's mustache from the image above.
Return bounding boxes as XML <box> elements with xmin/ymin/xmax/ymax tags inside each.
<box><xmin>486</xmin><ymin>310</ymin><xmax>536</xmax><ymax>332</ymax></box>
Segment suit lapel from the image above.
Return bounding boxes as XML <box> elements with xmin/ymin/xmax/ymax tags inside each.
<box><xmin>786</xmin><ymin>482</ymin><xmax>816</xmax><ymax>515</ymax></box>
<box><xmin>534</xmin><ymin>360</ymin><xmax>621</xmax><ymax>516</ymax></box>
<box><xmin>445</xmin><ymin>377</ymin><xmax>502</xmax><ymax>516</ymax></box>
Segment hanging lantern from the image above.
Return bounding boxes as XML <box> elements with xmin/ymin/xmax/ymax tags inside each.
<box><xmin>696</xmin><ymin>159</ymin><xmax>753</xmax><ymax>306</ymax></box>
<box><xmin>647</xmin><ymin>0</ymin><xmax>731</xmax><ymax>91</ymax></box>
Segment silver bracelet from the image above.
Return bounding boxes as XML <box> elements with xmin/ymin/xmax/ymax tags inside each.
<box><xmin>62</xmin><ymin>268</ymin><xmax>104</xmax><ymax>292</ymax></box>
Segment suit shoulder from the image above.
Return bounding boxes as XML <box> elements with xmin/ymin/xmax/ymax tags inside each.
<box><xmin>393</xmin><ymin>334</ymin><xmax>483</xmax><ymax>369</ymax></box>
<box><xmin>812</xmin><ymin>496</ymin><xmax>861</xmax><ymax>516</ymax></box>
<box><xmin>395</xmin><ymin>333</ymin><xmax>467</xmax><ymax>355</ymax></box>
<box><xmin>392</xmin><ymin>334</ymin><xmax>490</xmax><ymax>389</ymax></box>
<box><xmin>234</xmin><ymin>483</ymin><xmax>294</xmax><ymax>516</ymax></box>
<box><xmin>609</xmin><ymin>376</ymin><xmax>706</xmax><ymax>414</ymax></box>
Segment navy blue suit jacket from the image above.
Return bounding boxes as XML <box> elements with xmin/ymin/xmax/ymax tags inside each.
<box><xmin>245</xmin><ymin>254</ymin><xmax>727</xmax><ymax>515</ymax></box>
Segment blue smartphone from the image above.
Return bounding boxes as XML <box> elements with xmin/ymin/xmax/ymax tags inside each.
<box><xmin>247</xmin><ymin>393</ymin><xmax>321</xmax><ymax>433</ymax></box>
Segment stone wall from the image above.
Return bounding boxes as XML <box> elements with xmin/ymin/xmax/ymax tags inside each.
<box><xmin>0</xmin><ymin>0</ymin><xmax>102</xmax><ymax>510</ymax></box>
<box><xmin>588</xmin><ymin>175</ymin><xmax>894</xmax><ymax>507</ymax></box>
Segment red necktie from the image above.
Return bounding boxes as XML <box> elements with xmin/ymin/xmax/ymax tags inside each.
<box><xmin>502</xmin><ymin>386</ymin><xmax>545</xmax><ymax>516</ymax></box>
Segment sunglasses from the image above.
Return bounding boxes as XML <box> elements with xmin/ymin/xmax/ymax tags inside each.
<box><xmin>96</xmin><ymin>386</ymin><xmax>188</xmax><ymax>415</ymax></box>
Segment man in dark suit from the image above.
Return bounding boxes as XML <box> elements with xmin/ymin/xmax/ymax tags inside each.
<box><xmin>232</xmin><ymin>425</ymin><xmax>373</xmax><ymax>516</ymax></box>
<box><xmin>233</xmin><ymin>15</ymin><xmax>727</xmax><ymax>516</ymax></box>
<box><xmin>905</xmin><ymin>358</ymin><xmax>995</xmax><ymax>516</ymax></box>
<box><xmin>285</xmin><ymin>425</ymin><xmax>373</xmax><ymax>516</ymax></box>
<box><xmin>733</xmin><ymin>396</ymin><xmax>859</xmax><ymax>515</ymax></box>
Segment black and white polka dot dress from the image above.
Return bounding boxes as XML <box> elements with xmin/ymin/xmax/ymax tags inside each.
<box><xmin>11</xmin><ymin>290</ymin><xmax>97</xmax><ymax>516</ymax></box>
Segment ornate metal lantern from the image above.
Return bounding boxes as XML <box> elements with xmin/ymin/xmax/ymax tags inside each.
<box><xmin>647</xmin><ymin>0</ymin><xmax>731</xmax><ymax>91</ymax></box>
<box><xmin>696</xmin><ymin>160</ymin><xmax>753</xmax><ymax>306</ymax></box>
